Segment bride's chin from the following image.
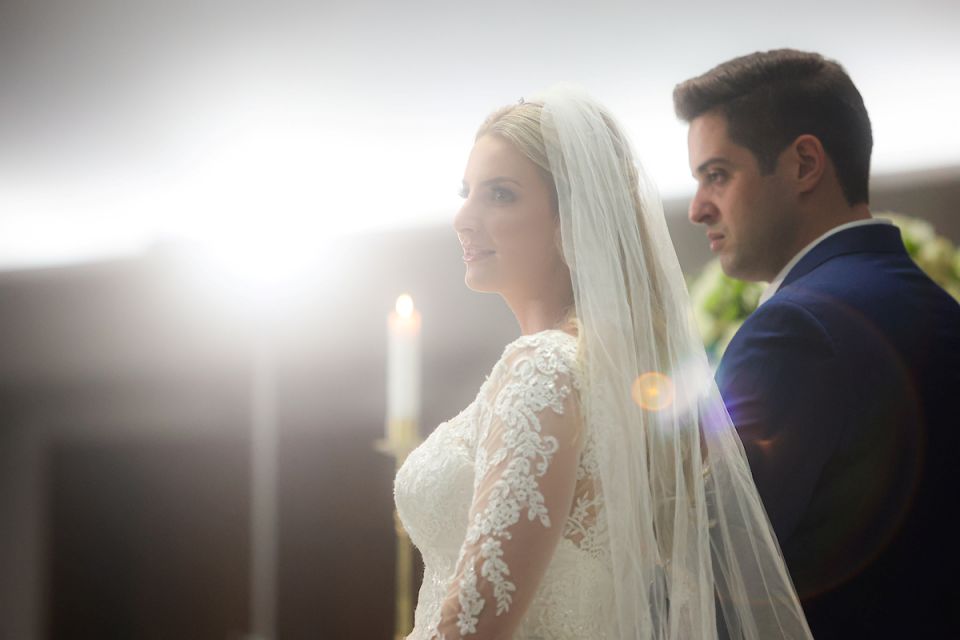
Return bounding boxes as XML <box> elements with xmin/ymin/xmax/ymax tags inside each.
<box><xmin>464</xmin><ymin>272</ymin><xmax>499</xmax><ymax>294</ymax></box>
<box><xmin>464</xmin><ymin>280</ymin><xmax>495</xmax><ymax>293</ymax></box>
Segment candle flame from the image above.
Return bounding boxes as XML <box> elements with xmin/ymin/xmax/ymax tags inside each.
<box><xmin>396</xmin><ymin>294</ymin><xmax>415</xmax><ymax>318</ymax></box>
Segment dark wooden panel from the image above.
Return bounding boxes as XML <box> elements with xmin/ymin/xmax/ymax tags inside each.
<box><xmin>47</xmin><ymin>436</ymin><xmax>250</xmax><ymax>639</ymax></box>
<box><xmin>277</xmin><ymin>426</ymin><xmax>407</xmax><ymax>640</ymax></box>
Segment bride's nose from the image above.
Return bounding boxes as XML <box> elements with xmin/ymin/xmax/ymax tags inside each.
<box><xmin>453</xmin><ymin>199</ymin><xmax>478</xmax><ymax>234</ymax></box>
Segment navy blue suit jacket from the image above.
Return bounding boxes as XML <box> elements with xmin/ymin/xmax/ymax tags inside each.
<box><xmin>716</xmin><ymin>223</ymin><xmax>960</xmax><ymax>638</ymax></box>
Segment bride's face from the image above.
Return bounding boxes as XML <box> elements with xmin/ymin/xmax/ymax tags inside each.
<box><xmin>454</xmin><ymin>134</ymin><xmax>565</xmax><ymax>298</ymax></box>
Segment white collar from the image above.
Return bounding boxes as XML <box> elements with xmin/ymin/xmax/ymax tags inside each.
<box><xmin>758</xmin><ymin>218</ymin><xmax>893</xmax><ymax>307</ymax></box>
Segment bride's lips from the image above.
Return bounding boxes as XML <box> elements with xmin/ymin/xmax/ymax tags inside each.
<box><xmin>462</xmin><ymin>247</ymin><xmax>496</xmax><ymax>262</ymax></box>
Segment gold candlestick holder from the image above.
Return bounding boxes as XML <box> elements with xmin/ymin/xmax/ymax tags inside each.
<box><xmin>376</xmin><ymin>419</ymin><xmax>421</xmax><ymax>640</ymax></box>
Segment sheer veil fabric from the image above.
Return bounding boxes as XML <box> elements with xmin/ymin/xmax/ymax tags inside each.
<box><xmin>541</xmin><ymin>85</ymin><xmax>812</xmax><ymax>639</ymax></box>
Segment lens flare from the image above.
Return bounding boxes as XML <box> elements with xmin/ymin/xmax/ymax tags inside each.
<box><xmin>631</xmin><ymin>372</ymin><xmax>675</xmax><ymax>411</ymax></box>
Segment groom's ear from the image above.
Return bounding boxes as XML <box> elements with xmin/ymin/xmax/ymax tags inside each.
<box><xmin>789</xmin><ymin>134</ymin><xmax>827</xmax><ymax>195</ymax></box>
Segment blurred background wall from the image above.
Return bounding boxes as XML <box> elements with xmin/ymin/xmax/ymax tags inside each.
<box><xmin>1</xmin><ymin>170</ymin><xmax>957</xmax><ymax>639</ymax></box>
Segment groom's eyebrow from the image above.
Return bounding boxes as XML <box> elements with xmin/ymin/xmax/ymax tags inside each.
<box><xmin>694</xmin><ymin>157</ymin><xmax>731</xmax><ymax>175</ymax></box>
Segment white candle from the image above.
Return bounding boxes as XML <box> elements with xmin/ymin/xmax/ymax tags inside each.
<box><xmin>387</xmin><ymin>294</ymin><xmax>421</xmax><ymax>435</ymax></box>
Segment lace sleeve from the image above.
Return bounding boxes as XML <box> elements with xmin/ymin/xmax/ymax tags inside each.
<box><xmin>431</xmin><ymin>336</ymin><xmax>583</xmax><ymax>639</ymax></box>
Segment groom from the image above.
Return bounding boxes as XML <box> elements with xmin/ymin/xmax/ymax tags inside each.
<box><xmin>675</xmin><ymin>50</ymin><xmax>960</xmax><ymax>638</ymax></box>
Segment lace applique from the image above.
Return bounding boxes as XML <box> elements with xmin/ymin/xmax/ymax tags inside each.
<box><xmin>452</xmin><ymin>334</ymin><xmax>577</xmax><ymax>634</ymax></box>
<box><xmin>562</xmin><ymin>433</ymin><xmax>607</xmax><ymax>559</ymax></box>
<box><xmin>456</xmin><ymin>566</ymin><xmax>483</xmax><ymax>634</ymax></box>
<box><xmin>395</xmin><ymin>331</ymin><xmax>613</xmax><ymax>640</ymax></box>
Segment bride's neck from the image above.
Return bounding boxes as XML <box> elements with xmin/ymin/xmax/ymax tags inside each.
<box><xmin>503</xmin><ymin>288</ymin><xmax>575</xmax><ymax>336</ymax></box>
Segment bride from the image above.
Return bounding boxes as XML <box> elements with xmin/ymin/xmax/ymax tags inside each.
<box><xmin>393</xmin><ymin>86</ymin><xmax>812</xmax><ymax>639</ymax></box>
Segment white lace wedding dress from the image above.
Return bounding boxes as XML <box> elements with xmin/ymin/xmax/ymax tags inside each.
<box><xmin>394</xmin><ymin>330</ymin><xmax>615</xmax><ymax>639</ymax></box>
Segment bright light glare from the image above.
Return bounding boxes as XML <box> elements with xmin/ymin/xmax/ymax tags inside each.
<box><xmin>3</xmin><ymin>56</ymin><xmax>958</xmax><ymax>275</ymax></box>
<box><xmin>632</xmin><ymin>372</ymin><xmax>675</xmax><ymax>411</ymax></box>
<box><xmin>0</xmin><ymin>95</ymin><xmax>464</xmax><ymax>278</ymax></box>
<box><xmin>158</xmin><ymin>101</ymin><xmax>460</xmax><ymax>293</ymax></box>
<box><xmin>199</xmin><ymin>230</ymin><xmax>333</xmax><ymax>291</ymax></box>
<box><xmin>630</xmin><ymin>356</ymin><xmax>716</xmax><ymax>418</ymax></box>
<box><xmin>395</xmin><ymin>294</ymin><xmax>415</xmax><ymax>317</ymax></box>
<box><xmin>670</xmin><ymin>356</ymin><xmax>717</xmax><ymax>419</ymax></box>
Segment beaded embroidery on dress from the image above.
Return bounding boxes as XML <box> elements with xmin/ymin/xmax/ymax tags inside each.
<box><xmin>394</xmin><ymin>330</ymin><xmax>614</xmax><ymax>639</ymax></box>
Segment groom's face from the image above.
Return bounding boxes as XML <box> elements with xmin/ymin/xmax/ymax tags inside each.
<box><xmin>687</xmin><ymin>112</ymin><xmax>796</xmax><ymax>282</ymax></box>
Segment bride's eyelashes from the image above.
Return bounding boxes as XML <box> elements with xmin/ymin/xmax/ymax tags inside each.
<box><xmin>457</xmin><ymin>185</ymin><xmax>517</xmax><ymax>203</ymax></box>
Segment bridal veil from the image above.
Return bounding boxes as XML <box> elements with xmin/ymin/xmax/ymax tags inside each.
<box><xmin>540</xmin><ymin>85</ymin><xmax>812</xmax><ymax>640</ymax></box>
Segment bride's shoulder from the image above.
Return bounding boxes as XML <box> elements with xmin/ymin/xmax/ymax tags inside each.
<box><xmin>492</xmin><ymin>330</ymin><xmax>580</xmax><ymax>381</ymax></box>
<box><xmin>503</xmin><ymin>329</ymin><xmax>576</xmax><ymax>355</ymax></box>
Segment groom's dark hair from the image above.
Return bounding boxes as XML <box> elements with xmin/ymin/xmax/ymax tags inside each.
<box><xmin>673</xmin><ymin>49</ymin><xmax>872</xmax><ymax>205</ymax></box>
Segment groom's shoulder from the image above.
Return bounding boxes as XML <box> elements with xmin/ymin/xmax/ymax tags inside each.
<box><xmin>728</xmin><ymin>292</ymin><xmax>837</xmax><ymax>361</ymax></box>
<box><xmin>746</xmin><ymin>253</ymin><xmax>960</xmax><ymax>364</ymax></box>
<box><xmin>777</xmin><ymin>246</ymin><xmax>958</xmax><ymax>321</ymax></box>
<box><xmin>730</xmin><ymin>260</ymin><xmax>889</xmax><ymax>356</ymax></box>
<box><xmin>787</xmin><ymin>247</ymin><xmax>901</xmax><ymax>293</ymax></box>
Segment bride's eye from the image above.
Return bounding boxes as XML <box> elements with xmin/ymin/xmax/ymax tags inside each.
<box><xmin>491</xmin><ymin>187</ymin><xmax>515</xmax><ymax>202</ymax></box>
<box><xmin>458</xmin><ymin>186</ymin><xmax>469</xmax><ymax>199</ymax></box>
